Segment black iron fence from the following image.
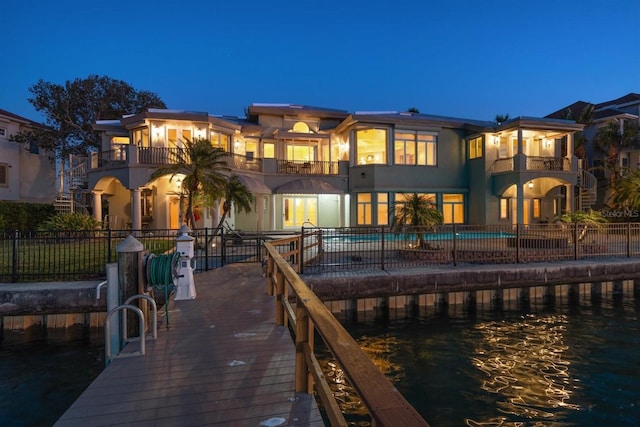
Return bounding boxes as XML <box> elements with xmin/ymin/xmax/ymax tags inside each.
<box><xmin>0</xmin><ymin>228</ymin><xmax>270</xmax><ymax>283</ymax></box>
<box><xmin>300</xmin><ymin>223</ymin><xmax>640</xmax><ymax>274</ymax></box>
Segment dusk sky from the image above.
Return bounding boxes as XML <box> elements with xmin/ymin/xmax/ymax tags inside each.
<box><xmin>2</xmin><ymin>0</ymin><xmax>639</xmax><ymax>123</ymax></box>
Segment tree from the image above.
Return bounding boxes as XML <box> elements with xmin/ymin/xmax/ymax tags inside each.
<box><xmin>609</xmin><ymin>169</ymin><xmax>640</xmax><ymax>212</ymax></box>
<box><xmin>495</xmin><ymin>114</ymin><xmax>510</xmax><ymax>125</ymax></box>
<box><xmin>212</xmin><ymin>175</ymin><xmax>254</xmax><ymax>233</ymax></box>
<box><xmin>565</xmin><ymin>104</ymin><xmax>594</xmax><ymax>162</ymax></box>
<box><xmin>594</xmin><ymin>120</ymin><xmax>640</xmax><ymax>186</ymax></box>
<box><xmin>406</xmin><ymin>107</ymin><xmax>420</xmax><ymax>114</ymax></box>
<box><xmin>150</xmin><ymin>137</ymin><xmax>230</xmax><ymax>228</ymax></box>
<box><xmin>391</xmin><ymin>193</ymin><xmax>443</xmax><ymax>248</ymax></box>
<box><xmin>10</xmin><ymin>75</ymin><xmax>165</xmax><ymax>191</ymax></box>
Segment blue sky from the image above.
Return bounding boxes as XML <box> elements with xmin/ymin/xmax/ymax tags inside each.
<box><xmin>2</xmin><ymin>0</ymin><xmax>639</xmax><ymax>123</ymax></box>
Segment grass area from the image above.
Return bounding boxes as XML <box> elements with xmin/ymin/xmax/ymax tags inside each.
<box><xmin>0</xmin><ymin>236</ymin><xmax>175</xmax><ymax>282</ymax></box>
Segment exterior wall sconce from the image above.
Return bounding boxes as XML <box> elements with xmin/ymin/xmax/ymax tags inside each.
<box><xmin>528</xmin><ymin>181</ymin><xmax>534</xmax><ymax>189</ymax></box>
<box><xmin>361</xmin><ymin>172</ymin><xmax>366</xmax><ymax>178</ymax></box>
<box><xmin>493</xmin><ymin>136</ymin><xmax>500</xmax><ymax>145</ymax></box>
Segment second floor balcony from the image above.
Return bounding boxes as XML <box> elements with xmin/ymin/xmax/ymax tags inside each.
<box><xmin>492</xmin><ymin>155</ymin><xmax>573</xmax><ymax>174</ymax></box>
<box><xmin>90</xmin><ymin>144</ymin><xmax>340</xmax><ymax>176</ymax></box>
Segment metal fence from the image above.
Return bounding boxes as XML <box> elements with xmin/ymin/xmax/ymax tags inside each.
<box><xmin>300</xmin><ymin>223</ymin><xmax>640</xmax><ymax>274</ymax></box>
<box><xmin>0</xmin><ymin>228</ymin><xmax>270</xmax><ymax>283</ymax></box>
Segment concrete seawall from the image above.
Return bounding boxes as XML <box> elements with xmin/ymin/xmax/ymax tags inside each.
<box><xmin>3</xmin><ymin>259</ymin><xmax>640</xmax><ymax>338</ymax></box>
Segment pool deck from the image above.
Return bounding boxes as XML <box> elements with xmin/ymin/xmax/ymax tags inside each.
<box><xmin>54</xmin><ymin>263</ymin><xmax>325</xmax><ymax>427</ymax></box>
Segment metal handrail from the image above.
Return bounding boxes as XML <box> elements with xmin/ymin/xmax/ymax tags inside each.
<box><xmin>104</xmin><ymin>304</ymin><xmax>146</xmax><ymax>365</ymax></box>
<box><xmin>123</xmin><ymin>294</ymin><xmax>158</xmax><ymax>341</ymax></box>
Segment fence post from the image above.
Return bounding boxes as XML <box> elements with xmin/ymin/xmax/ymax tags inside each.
<box><xmin>107</xmin><ymin>228</ymin><xmax>113</xmax><ymax>264</ymax></box>
<box><xmin>204</xmin><ymin>227</ymin><xmax>209</xmax><ymax>271</ymax></box>
<box><xmin>381</xmin><ymin>227</ymin><xmax>385</xmax><ymax>271</ymax></box>
<box><xmin>221</xmin><ymin>228</ymin><xmax>226</xmax><ymax>267</ymax></box>
<box><xmin>452</xmin><ymin>224</ymin><xmax>457</xmax><ymax>266</ymax></box>
<box><xmin>627</xmin><ymin>222</ymin><xmax>631</xmax><ymax>258</ymax></box>
<box><xmin>516</xmin><ymin>224</ymin><xmax>521</xmax><ymax>263</ymax></box>
<box><xmin>300</xmin><ymin>228</ymin><xmax>305</xmax><ymax>274</ymax></box>
<box><xmin>295</xmin><ymin>297</ymin><xmax>312</xmax><ymax>394</ymax></box>
<box><xmin>574</xmin><ymin>222</ymin><xmax>579</xmax><ymax>260</ymax></box>
<box><xmin>12</xmin><ymin>230</ymin><xmax>19</xmax><ymax>283</ymax></box>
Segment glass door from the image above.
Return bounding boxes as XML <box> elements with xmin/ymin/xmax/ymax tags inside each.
<box><xmin>283</xmin><ymin>196</ymin><xmax>317</xmax><ymax>228</ymax></box>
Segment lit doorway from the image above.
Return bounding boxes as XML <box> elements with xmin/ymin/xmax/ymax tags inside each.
<box><xmin>169</xmin><ymin>196</ymin><xmax>181</xmax><ymax>229</ymax></box>
<box><xmin>283</xmin><ymin>196</ymin><xmax>317</xmax><ymax>228</ymax></box>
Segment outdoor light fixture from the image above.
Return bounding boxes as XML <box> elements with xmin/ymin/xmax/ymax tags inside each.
<box><xmin>493</xmin><ymin>136</ymin><xmax>500</xmax><ymax>145</ymax></box>
<box><xmin>528</xmin><ymin>181</ymin><xmax>534</xmax><ymax>189</ymax></box>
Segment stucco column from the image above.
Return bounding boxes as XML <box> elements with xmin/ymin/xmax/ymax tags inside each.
<box><xmin>517</xmin><ymin>128</ymin><xmax>523</xmax><ymax>155</ymax></box>
<box><xmin>565</xmin><ymin>183</ymin><xmax>573</xmax><ymax>213</ymax></box>
<box><xmin>270</xmin><ymin>194</ymin><xmax>277</xmax><ymax>230</ymax></box>
<box><xmin>92</xmin><ymin>190</ymin><xmax>103</xmax><ymax>223</ymax></box>
<box><xmin>339</xmin><ymin>194</ymin><xmax>346</xmax><ymax>227</ymax></box>
<box><xmin>131</xmin><ymin>188</ymin><xmax>142</xmax><ymax>231</ymax></box>
<box><xmin>517</xmin><ymin>182</ymin><xmax>524</xmax><ymax>225</ymax></box>
<box><xmin>256</xmin><ymin>195</ymin><xmax>265</xmax><ymax>232</ymax></box>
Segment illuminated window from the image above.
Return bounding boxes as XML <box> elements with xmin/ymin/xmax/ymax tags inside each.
<box><xmin>210</xmin><ymin>131</ymin><xmax>230</xmax><ymax>151</ymax></box>
<box><xmin>377</xmin><ymin>193</ymin><xmax>389</xmax><ymax>225</ymax></box>
<box><xmin>356</xmin><ymin>129</ymin><xmax>387</xmax><ymax>164</ymax></box>
<box><xmin>394</xmin><ymin>193</ymin><xmax>436</xmax><ymax>220</ymax></box>
<box><xmin>0</xmin><ymin>163</ymin><xmax>7</xmax><ymax>187</ymax></box>
<box><xmin>469</xmin><ymin>136</ymin><xmax>483</xmax><ymax>159</ymax></box>
<box><xmin>357</xmin><ymin>193</ymin><xmax>372</xmax><ymax>225</ymax></box>
<box><xmin>394</xmin><ymin>131</ymin><xmax>437</xmax><ymax>165</ymax></box>
<box><xmin>442</xmin><ymin>194</ymin><xmax>464</xmax><ymax>224</ymax></box>
<box><xmin>500</xmin><ymin>198</ymin><xmax>509</xmax><ymax>219</ymax></box>
<box><xmin>263</xmin><ymin>143</ymin><xmax>275</xmax><ymax>158</ymax></box>
<box><xmin>133</xmin><ymin>128</ymin><xmax>150</xmax><ymax>147</ymax></box>
<box><xmin>533</xmin><ymin>198</ymin><xmax>541</xmax><ymax>218</ymax></box>
<box><xmin>292</xmin><ymin>122</ymin><xmax>310</xmax><ymax>133</ymax></box>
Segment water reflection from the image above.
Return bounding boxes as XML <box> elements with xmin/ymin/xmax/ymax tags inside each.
<box><xmin>467</xmin><ymin>314</ymin><xmax>579</xmax><ymax>426</ymax></box>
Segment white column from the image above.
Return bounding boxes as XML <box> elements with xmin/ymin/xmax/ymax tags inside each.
<box><xmin>270</xmin><ymin>194</ymin><xmax>277</xmax><ymax>230</ymax></box>
<box><xmin>517</xmin><ymin>182</ymin><xmax>524</xmax><ymax>225</ymax></box>
<box><xmin>256</xmin><ymin>195</ymin><xmax>265</xmax><ymax>232</ymax></box>
<box><xmin>339</xmin><ymin>194</ymin><xmax>346</xmax><ymax>227</ymax></box>
<box><xmin>131</xmin><ymin>188</ymin><xmax>142</xmax><ymax>231</ymax></box>
<box><xmin>92</xmin><ymin>190</ymin><xmax>102</xmax><ymax>223</ymax></box>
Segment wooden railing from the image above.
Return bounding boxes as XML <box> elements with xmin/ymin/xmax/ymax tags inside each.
<box><xmin>264</xmin><ymin>239</ymin><xmax>430</xmax><ymax>427</ymax></box>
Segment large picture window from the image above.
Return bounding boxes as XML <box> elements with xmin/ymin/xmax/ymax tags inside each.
<box><xmin>356</xmin><ymin>129</ymin><xmax>387</xmax><ymax>165</ymax></box>
<box><xmin>394</xmin><ymin>130</ymin><xmax>436</xmax><ymax>165</ymax></box>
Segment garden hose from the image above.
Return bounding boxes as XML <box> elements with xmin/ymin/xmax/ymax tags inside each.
<box><xmin>147</xmin><ymin>251</ymin><xmax>180</xmax><ymax>329</ymax></box>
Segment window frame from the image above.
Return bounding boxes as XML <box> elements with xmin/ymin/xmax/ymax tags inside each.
<box><xmin>0</xmin><ymin>163</ymin><xmax>8</xmax><ymax>187</ymax></box>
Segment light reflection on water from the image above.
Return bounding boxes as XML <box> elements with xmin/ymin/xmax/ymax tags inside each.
<box><xmin>319</xmin><ymin>290</ymin><xmax>640</xmax><ymax>427</ymax></box>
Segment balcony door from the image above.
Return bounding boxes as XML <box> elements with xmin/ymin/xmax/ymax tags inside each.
<box><xmin>167</xmin><ymin>129</ymin><xmax>192</xmax><ymax>149</ymax></box>
<box><xmin>283</xmin><ymin>196</ymin><xmax>317</xmax><ymax>228</ymax></box>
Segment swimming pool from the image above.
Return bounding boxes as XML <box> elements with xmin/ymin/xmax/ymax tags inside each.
<box><xmin>324</xmin><ymin>231</ymin><xmax>515</xmax><ymax>243</ymax></box>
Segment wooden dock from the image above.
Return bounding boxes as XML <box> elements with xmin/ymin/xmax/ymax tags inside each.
<box><xmin>55</xmin><ymin>264</ymin><xmax>325</xmax><ymax>427</ymax></box>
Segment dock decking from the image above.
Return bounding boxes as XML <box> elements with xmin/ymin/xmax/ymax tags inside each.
<box><xmin>55</xmin><ymin>264</ymin><xmax>325</xmax><ymax>427</ymax></box>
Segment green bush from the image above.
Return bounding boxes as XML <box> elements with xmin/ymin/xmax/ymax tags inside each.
<box><xmin>0</xmin><ymin>201</ymin><xmax>56</xmax><ymax>232</ymax></box>
<box><xmin>41</xmin><ymin>212</ymin><xmax>101</xmax><ymax>232</ymax></box>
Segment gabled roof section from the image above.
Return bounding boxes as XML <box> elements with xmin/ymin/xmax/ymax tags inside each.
<box><xmin>595</xmin><ymin>93</ymin><xmax>640</xmax><ymax>110</ymax></box>
<box><xmin>0</xmin><ymin>108</ymin><xmax>41</xmax><ymax>126</ymax></box>
<box><xmin>545</xmin><ymin>101</ymin><xmax>593</xmax><ymax>121</ymax></box>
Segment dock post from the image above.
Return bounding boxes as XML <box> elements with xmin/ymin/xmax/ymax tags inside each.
<box><xmin>613</xmin><ymin>279</ymin><xmax>624</xmax><ymax>299</ymax></box>
<box><xmin>406</xmin><ymin>295</ymin><xmax>420</xmax><ymax>318</ymax></box>
<box><xmin>567</xmin><ymin>283</ymin><xmax>580</xmax><ymax>304</ymax></box>
<box><xmin>518</xmin><ymin>287</ymin><xmax>530</xmax><ymax>310</ymax></box>
<box><xmin>463</xmin><ymin>291</ymin><xmax>476</xmax><ymax>312</ymax></box>
<box><xmin>543</xmin><ymin>285</ymin><xmax>556</xmax><ymax>306</ymax></box>
<box><xmin>374</xmin><ymin>297</ymin><xmax>389</xmax><ymax>322</ymax></box>
<box><xmin>591</xmin><ymin>281</ymin><xmax>602</xmax><ymax>304</ymax></box>
<box><xmin>435</xmin><ymin>292</ymin><xmax>449</xmax><ymax>315</ymax></box>
<box><xmin>634</xmin><ymin>279</ymin><xmax>640</xmax><ymax>299</ymax></box>
<box><xmin>117</xmin><ymin>235</ymin><xmax>144</xmax><ymax>339</ymax></box>
<box><xmin>490</xmin><ymin>288</ymin><xmax>503</xmax><ymax>310</ymax></box>
<box><xmin>346</xmin><ymin>299</ymin><xmax>358</xmax><ymax>323</ymax></box>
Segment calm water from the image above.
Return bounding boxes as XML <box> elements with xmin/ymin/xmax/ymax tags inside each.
<box><xmin>0</xmin><ymin>330</ymin><xmax>103</xmax><ymax>427</ymax></box>
<box><xmin>322</xmin><ymin>286</ymin><xmax>640</xmax><ymax>426</ymax></box>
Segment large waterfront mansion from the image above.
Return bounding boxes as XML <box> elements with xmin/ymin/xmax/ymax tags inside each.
<box><xmin>87</xmin><ymin>103</ymin><xmax>586</xmax><ymax>232</ymax></box>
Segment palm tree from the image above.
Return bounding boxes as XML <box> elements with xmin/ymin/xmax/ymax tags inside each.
<box><xmin>609</xmin><ymin>169</ymin><xmax>640</xmax><ymax>212</ymax></box>
<box><xmin>391</xmin><ymin>193</ymin><xmax>443</xmax><ymax>248</ymax></box>
<box><xmin>150</xmin><ymin>137</ymin><xmax>230</xmax><ymax>228</ymax></box>
<box><xmin>212</xmin><ymin>174</ymin><xmax>254</xmax><ymax>234</ymax></box>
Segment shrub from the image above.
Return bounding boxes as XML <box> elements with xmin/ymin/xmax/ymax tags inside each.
<box><xmin>0</xmin><ymin>201</ymin><xmax>56</xmax><ymax>232</ymax></box>
<box><xmin>41</xmin><ymin>212</ymin><xmax>101</xmax><ymax>232</ymax></box>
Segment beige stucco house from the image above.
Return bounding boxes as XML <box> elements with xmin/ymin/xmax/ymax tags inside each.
<box><xmin>0</xmin><ymin>109</ymin><xmax>56</xmax><ymax>204</ymax></box>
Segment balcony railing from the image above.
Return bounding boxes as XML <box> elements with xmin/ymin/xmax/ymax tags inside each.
<box><xmin>277</xmin><ymin>160</ymin><xmax>339</xmax><ymax>175</ymax></box>
<box><xmin>492</xmin><ymin>156</ymin><xmax>570</xmax><ymax>174</ymax></box>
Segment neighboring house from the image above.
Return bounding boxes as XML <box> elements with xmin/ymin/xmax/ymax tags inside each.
<box><xmin>0</xmin><ymin>108</ymin><xmax>56</xmax><ymax>204</ymax></box>
<box><xmin>87</xmin><ymin>105</ymin><xmax>584</xmax><ymax>231</ymax></box>
<box><xmin>546</xmin><ymin>93</ymin><xmax>640</xmax><ymax>209</ymax></box>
